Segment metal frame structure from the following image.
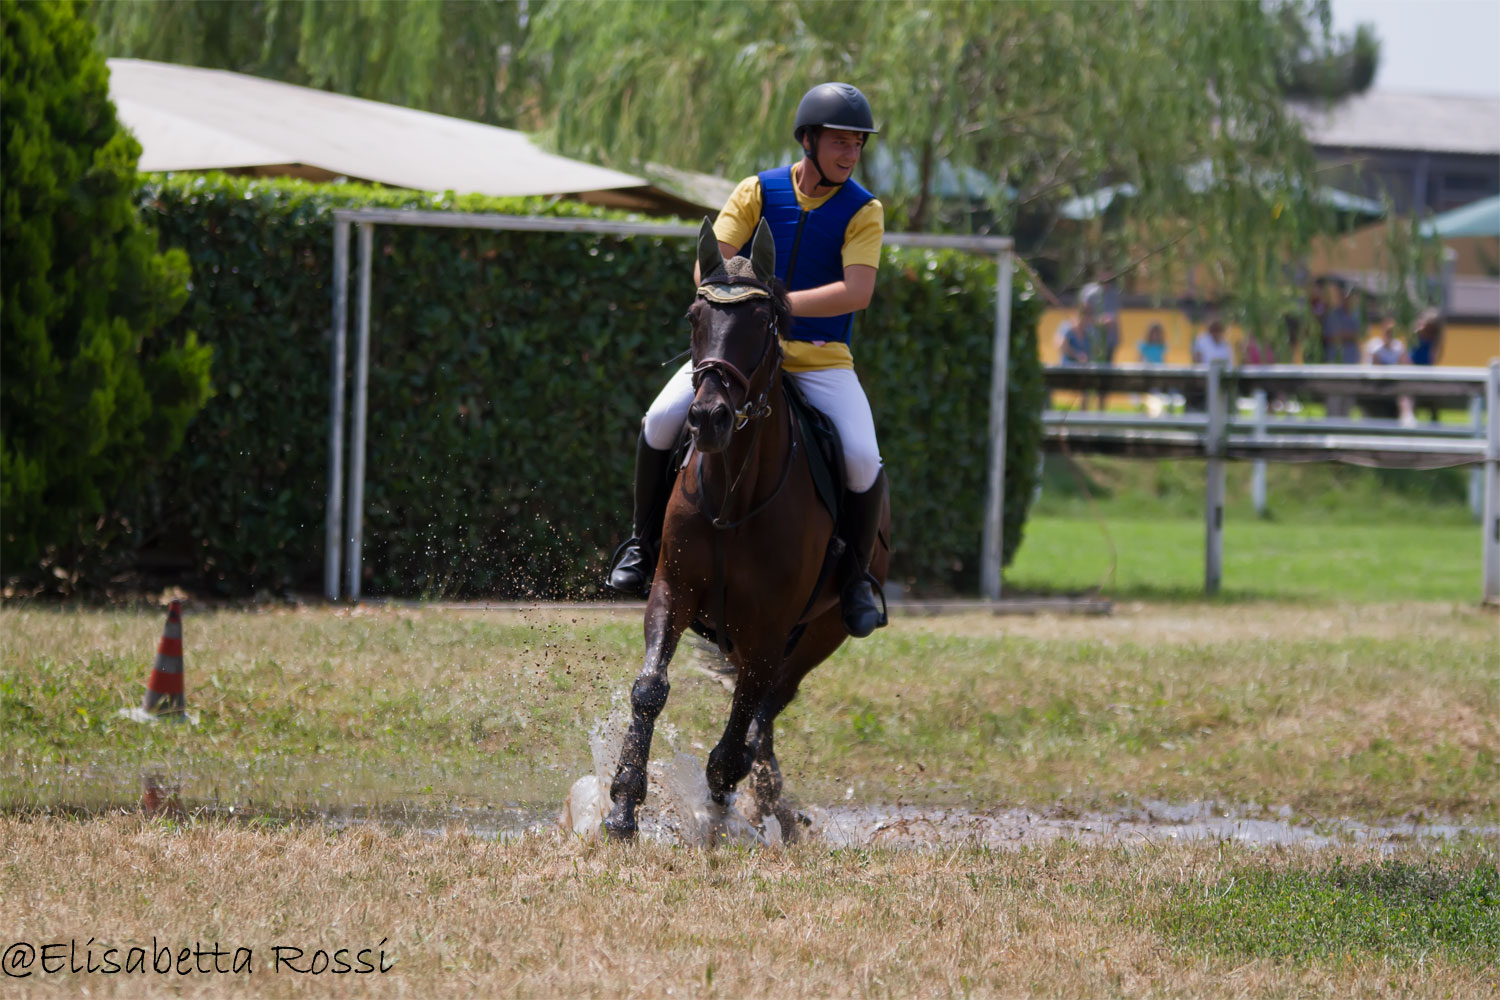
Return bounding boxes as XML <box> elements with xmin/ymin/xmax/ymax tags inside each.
<box><xmin>1043</xmin><ymin>361</ymin><xmax>1500</xmax><ymax>602</ymax></box>
<box><xmin>325</xmin><ymin>210</ymin><xmax>1015</xmax><ymax>601</ymax></box>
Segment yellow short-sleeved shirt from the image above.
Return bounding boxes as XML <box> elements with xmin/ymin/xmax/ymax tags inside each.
<box><xmin>712</xmin><ymin>162</ymin><xmax>884</xmax><ymax>372</ymax></box>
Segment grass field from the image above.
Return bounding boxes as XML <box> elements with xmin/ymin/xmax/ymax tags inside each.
<box><xmin>2</xmin><ymin>603</ymin><xmax>1496</xmax><ymax>822</ymax></box>
<box><xmin>1004</xmin><ymin>456</ymin><xmax>1487</xmax><ymax>601</ymax></box>
<box><xmin>5</xmin><ymin>463</ymin><xmax>1498</xmax><ymax>997</ymax></box>
<box><xmin>1</xmin><ymin>817</ymin><xmax>1496</xmax><ymax>997</ymax></box>
<box><xmin>1007</xmin><ymin>516</ymin><xmax>1483</xmax><ymax>600</ymax></box>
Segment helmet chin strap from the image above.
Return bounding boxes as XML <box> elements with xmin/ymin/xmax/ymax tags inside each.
<box><xmin>803</xmin><ymin>131</ymin><xmax>839</xmax><ymax>190</ymax></box>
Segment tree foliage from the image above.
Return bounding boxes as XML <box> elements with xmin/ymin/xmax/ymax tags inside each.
<box><xmin>89</xmin><ymin>0</ymin><xmax>534</xmax><ymax>127</ymax></box>
<box><xmin>1274</xmin><ymin>0</ymin><xmax>1380</xmax><ymax>100</ymax></box>
<box><xmin>526</xmin><ymin>0</ymin><xmax>1373</xmax><ymax>330</ymax></box>
<box><xmin>1</xmin><ymin>0</ymin><xmax>211</xmax><ymax>582</ymax></box>
<box><xmin>85</xmin><ymin>0</ymin><xmax>1392</xmax><ymax>339</ymax></box>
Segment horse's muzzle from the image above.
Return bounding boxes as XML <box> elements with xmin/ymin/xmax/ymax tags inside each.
<box><xmin>687</xmin><ymin>397</ymin><xmax>733</xmax><ymax>453</ymax></box>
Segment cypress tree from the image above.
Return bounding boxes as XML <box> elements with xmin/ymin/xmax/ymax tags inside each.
<box><xmin>1</xmin><ymin>0</ymin><xmax>211</xmax><ymax>583</ymax></box>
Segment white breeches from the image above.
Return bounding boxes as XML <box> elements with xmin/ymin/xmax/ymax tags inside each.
<box><xmin>642</xmin><ymin>362</ymin><xmax>883</xmax><ymax>494</ymax></box>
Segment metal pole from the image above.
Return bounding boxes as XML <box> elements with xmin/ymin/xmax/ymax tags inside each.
<box><xmin>1469</xmin><ymin>395</ymin><xmax>1484</xmax><ymax>522</ymax></box>
<box><xmin>325</xmin><ymin>220</ymin><xmax>350</xmax><ymax>601</ymax></box>
<box><xmin>981</xmin><ymin>249</ymin><xmax>1015</xmax><ymax>600</ymax></box>
<box><xmin>1251</xmin><ymin>388</ymin><xmax>1268</xmax><ymax>517</ymax></box>
<box><xmin>346</xmin><ymin>222</ymin><xmax>374</xmax><ymax>602</ymax></box>
<box><xmin>1204</xmin><ymin>361</ymin><xmax>1226</xmax><ymax>595</ymax></box>
<box><xmin>1482</xmin><ymin>360</ymin><xmax>1499</xmax><ymax>605</ymax></box>
<box><xmin>1440</xmin><ymin>246</ymin><xmax>1457</xmax><ymax>319</ymax></box>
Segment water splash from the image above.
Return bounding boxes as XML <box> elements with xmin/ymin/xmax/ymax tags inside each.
<box><xmin>562</xmin><ymin>708</ymin><xmax>781</xmax><ymax>846</ymax></box>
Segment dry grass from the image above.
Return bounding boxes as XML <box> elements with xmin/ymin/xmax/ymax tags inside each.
<box><xmin>2</xmin><ymin>815</ymin><xmax>1496</xmax><ymax>998</ymax></box>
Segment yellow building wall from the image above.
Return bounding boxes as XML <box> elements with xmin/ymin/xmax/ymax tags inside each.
<box><xmin>1441</xmin><ymin>324</ymin><xmax>1500</xmax><ymax>367</ymax></box>
<box><xmin>1037</xmin><ymin>308</ymin><xmax>1499</xmax><ymax>367</ymax></box>
<box><xmin>1038</xmin><ymin>308</ymin><xmax>1498</xmax><ymax>409</ymax></box>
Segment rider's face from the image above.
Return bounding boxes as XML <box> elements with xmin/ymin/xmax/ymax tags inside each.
<box><xmin>806</xmin><ymin>128</ymin><xmax>865</xmax><ymax>183</ymax></box>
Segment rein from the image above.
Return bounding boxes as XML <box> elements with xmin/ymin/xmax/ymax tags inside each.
<box><xmin>687</xmin><ymin>283</ymin><xmax>799</xmax><ymax>654</ymax></box>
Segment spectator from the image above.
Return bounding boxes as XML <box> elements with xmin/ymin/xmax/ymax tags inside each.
<box><xmin>1322</xmin><ymin>284</ymin><xmax>1362</xmax><ymax>416</ymax></box>
<box><xmin>1368</xmin><ymin>319</ymin><xmax>1408</xmax><ymax>366</ymax></box>
<box><xmin>1055</xmin><ymin>282</ymin><xmax>1115</xmax><ymax>409</ymax></box>
<box><xmin>1188</xmin><ymin>317</ymin><xmax>1233</xmax><ymax>411</ymax></box>
<box><xmin>1242</xmin><ymin>330</ymin><xmax>1274</xmax><ymax>366</ymax></box>
<box><xmin>1308</xmin><ymin>280</ymin><xmax>1330</xmax><ymax>358</ymax></box>
<box><xmin>1191</xmin><ymin>317</ymin><xmax>1234</xmax><ymax>365</ymax></box>
<box><xmin>1364</xmin><ymin>319</ymin><xmax>1412</xmax><ymax>421</ymax></box>
<box><xmin>1409</xmin><ymin>308</ymin><xmax>1445</xmax><ymax>423</ymax></box>
<box><xmin>1136</xmin><ymin>322</ymin><xmax>1172</xmax><ymax>415</ymax></box>
<box><xmin>1137</xmin><ymin>322</ymin><xmax>1167</xmax><ymax>364</ymax></box>
<box><xmin>1409</xmin><ymin>308</ymin><xmax>1443</xmax><ymax>366</ymax></box>
<box><xmin>1323</xmin><ymin>285</ymin><xmax>1363</xmax><ymax>363</ymax></box>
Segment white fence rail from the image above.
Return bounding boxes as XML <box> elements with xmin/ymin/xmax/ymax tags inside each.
<box><xmin>1042</xmin><ymin>361</ymin><xmax>1500</xmax><ymax>603</ymax></box>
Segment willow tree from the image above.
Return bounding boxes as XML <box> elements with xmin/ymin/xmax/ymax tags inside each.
<box><xmin>89</xmin><ymin>0</ymin><xmax>535</xmax><ymax>127</ymax></box>
<box><xmin>526</xmin><ymin>0</ymin><xmax>1375</xmax><ymax>339</ymax></box>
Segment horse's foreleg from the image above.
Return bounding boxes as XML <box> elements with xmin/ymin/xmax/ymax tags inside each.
<box><xmin>604</xmin><ymin>583</ymin><xmax>691</xmax><ymax>840</ymax></box>
<box><xmin>706</xmin><ymin>668</ymin><xmax>770</xmax><ymax>804</ymax></box>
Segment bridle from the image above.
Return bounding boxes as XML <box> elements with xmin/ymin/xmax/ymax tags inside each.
<box><xmin>687</xmin><ymin>279</ymin><xmax>798</xmax><ymax>531</ymax></box>
<box><xmin>690</xmin><ymin>281</ymin><xmax>782</xmax><ymax>432</ymax></box>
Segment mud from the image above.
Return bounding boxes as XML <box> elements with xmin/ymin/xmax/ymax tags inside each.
<box><xmin>14</xmin><ymin>790</ymin><xmax>1497</xmax><ymax>851</ymax></box>
<box><xmin>234</xmin><ymin>798</ymin><xmax>1500</xmax><ymax>851</ymax></box>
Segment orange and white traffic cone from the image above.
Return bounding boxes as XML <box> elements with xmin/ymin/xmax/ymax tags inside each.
<box><xmin>141</xmin><ymin>600</ymin><xmax>186</xmax><ymax>717</ymax></box>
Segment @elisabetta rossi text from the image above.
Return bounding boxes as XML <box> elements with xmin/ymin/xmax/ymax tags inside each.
<box><xmin>3</xmin><ymin>938</ymin><xmax>395</xmax><ymax>977</ymax></box>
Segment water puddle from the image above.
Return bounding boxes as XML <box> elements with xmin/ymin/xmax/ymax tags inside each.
<box><xmin>13</xmin><ymin>787</ymin><xmax>1498</xmax><ymax>851</ymax></box>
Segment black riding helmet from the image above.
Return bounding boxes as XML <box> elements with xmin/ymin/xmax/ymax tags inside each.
<box><xmin>793</xmin><ymin>82</ymin><xmax>877</xmax><ymax>188</ymax></box>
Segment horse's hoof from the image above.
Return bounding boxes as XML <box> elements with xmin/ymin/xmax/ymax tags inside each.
<box><xmin>602</xmin><ymin>801</ymin><xmax>638</xmax><ymax>841</ymax></box>
<box><xmin>602</xmin><ymin>816</ymin><xmax>638</xmax><ymax>841</ymax></box>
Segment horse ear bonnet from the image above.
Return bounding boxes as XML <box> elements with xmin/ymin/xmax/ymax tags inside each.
<box><xmin>697</xmin><ymin>218</ymin><xmax>775</xmax><ymax>304</ymax></box>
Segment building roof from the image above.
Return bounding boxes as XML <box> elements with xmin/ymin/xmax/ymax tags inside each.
<box><xmin>1290</xmin><ymin>90</ymin><xmax>1500</xmax><ymax>156</ymax></box>
<box><xmin>106</xmin><ymin>58</ymin><xmax>721</xmax><ymax>214</ymax></box>
<box><xmin>1422</xmin><ymin>194</ymin><xmax>1500</xmax><ymax>238</ymax></box>
<box><xmin>1056</xmin><ymin>159</ymin><xmax>1385</xmax><ymax>221</ymax></box>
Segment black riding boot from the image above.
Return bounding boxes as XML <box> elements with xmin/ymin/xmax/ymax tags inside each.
<box><xmin>607</xmin><ymin>432</ymin><xmax>675</xmax><ymax>596</ymax></box>
<box><xmin>839</xmin><ymin>468</ymin><xmax>888</xmax><ymax>638</ymax></box>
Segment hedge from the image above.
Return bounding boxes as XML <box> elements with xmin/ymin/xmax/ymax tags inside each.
<box><xmin>125</xmin><ymin>174</ymin><xmax>1041</xmax><ymax>597</ymax></box>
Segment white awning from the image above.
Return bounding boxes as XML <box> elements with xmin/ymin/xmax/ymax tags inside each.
<box><xmin>107</xmin><ymin>58</ymin><xmax>647</xmax><ymax>199</ymax></box>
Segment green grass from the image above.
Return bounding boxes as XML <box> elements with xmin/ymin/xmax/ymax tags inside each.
<box><xmin>1032</xmin><ymin>454</ymin><xmax>1477</xmax><ymax>524</ymax></box>
<box><xmin>1008</xmin><ymin>516</ymin><xmax>1481</xmax><ymax>601</ymax></box>
<box><xmin>1156</xmin><ymin>857</ymin><xmax>1500</xmax><ymax>967</ymax></box>
<box><xmin>1007</xmin><ymin>455</ymin><xmax>1484</xmax><ymax>600</ymax></box>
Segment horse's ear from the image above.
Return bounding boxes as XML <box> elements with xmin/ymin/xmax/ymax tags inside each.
<box><xmin>697</xmin><ymin>218</ymin><xmax>723</xmax><ymax>281</ymax></box>
<box><xmin>749</xmin><ymin>218</ymin><xmax>775</xmax><ymax>285</ymax></box>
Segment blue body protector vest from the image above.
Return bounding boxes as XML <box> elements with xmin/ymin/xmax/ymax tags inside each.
<box><xmin>748</xmin><ymin>165</ymin><xmax>874</xmax><ymax>345</ymax></box>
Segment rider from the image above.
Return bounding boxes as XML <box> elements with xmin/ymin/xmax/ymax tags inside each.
<box><xmin>607</xmin><ymin>81</ymin><xmax>888</xmax><ymax>638</ymax></box>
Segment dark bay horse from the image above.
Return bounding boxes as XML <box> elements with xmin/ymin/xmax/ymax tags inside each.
<box><xmin>603</xmin><ymin>219</ymin><xmax>891</xmax><ymax>839</ymax></box>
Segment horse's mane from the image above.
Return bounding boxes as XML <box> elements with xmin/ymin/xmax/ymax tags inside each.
<box><xmin>768</xmin><ymin>278</ymin><xmax>793</xmax><ymax>346</ymax></box>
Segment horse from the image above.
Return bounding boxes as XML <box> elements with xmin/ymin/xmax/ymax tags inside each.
<box><xmin>603</xmin><ymin>219</ymin><xmax>891</xmax><ymax>840</ymax></box>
